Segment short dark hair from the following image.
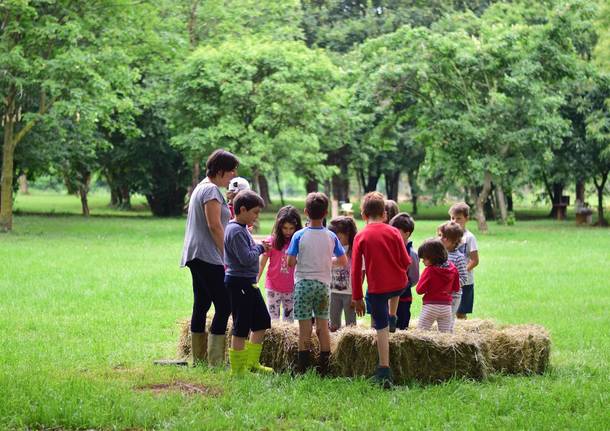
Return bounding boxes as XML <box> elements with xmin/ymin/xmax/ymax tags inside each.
<box><xmin>361</xmin><ymin>192</ymin><xmax>385</xmax><ymax>218</ymax></box>
<box><xmin>206</xmin><ymin>149</ymin><xmax>239</xmax><ymax>178</ymax></box>
<box><xmin>438</xmin><ymin>221</ymin><xmax>463</xmax><ymax>243</ymax></box>
<box><xmin>233</xmin><ymin>190</ymin><xmax>264</xmax><ymax>214</ymax></box>
<box><xmin>384</xmin><ymin>200</ymin><xmax>399</xmax><ymax>224</ymax></box>
<box><xmin>390</xmin><ymin>212</ymin><xmax>415</xmax><ymax>233</ymax></box>
<box><xmin>305</xmin><ymin>192</ymin><xmax>329</xmax><ymax>220</ymax></box>
<box><xmin>449</xmin><ymin>202</ymin><xmax>470</xmax><ymax>218</ymax></box>
<box><xmin>418</xmin><ymin>238</ymin><xmax>448</xmax><ymax>265</ymax></box>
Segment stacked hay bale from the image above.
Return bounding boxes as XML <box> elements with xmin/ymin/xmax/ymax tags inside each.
<box><xmin>332</xmin><ymin>327</ymin><xmax>489</xmax><ymax>383</ymax></box>
<box><xmin>486</xmin><ymin>324</ymin><xmax>551</xmax><ymax>374</ymax></box>
<box><xmin>176</xmin><ymin>318</ymin><xmax>551</xmax><ymax>382</ymax></box>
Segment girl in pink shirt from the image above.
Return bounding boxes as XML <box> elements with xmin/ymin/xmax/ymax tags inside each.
<box><xmin>258</xmin><ymin>206</ymin><xmax>302</xmax><ymax>322</ymax></box>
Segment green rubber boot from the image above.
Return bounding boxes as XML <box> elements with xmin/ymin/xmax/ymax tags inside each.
<box><xmin>245</xmin><ymin>341</ymin><xmax>273</xmax><ymax>374</ymax></box>
<box><xmin>229</xmin><ymin>348</ymin><xmax>248</xmax><ymax>376</ymax></box>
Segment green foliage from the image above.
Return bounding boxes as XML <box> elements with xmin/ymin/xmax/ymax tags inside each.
<box><xmin>171</xmin><ymin>39</ymin><xmax>339</xmax><ymax>181</ymax></box>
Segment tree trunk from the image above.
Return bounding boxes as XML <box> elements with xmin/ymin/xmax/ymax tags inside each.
<box><xmin>593</xmin><ymin>172</ymin><xmax>608</xmax><ymax>227</ymax></box>
<box><xmin>274</xmin><ymin>169</ymin><xmax>285</xmax><ymax>207</ymax></box>
<box><xmin>576</xmin><ymin>179</ymin><xmax>586</xmax><ymax>205</ymax></box>
<box><xmin>331</xmin><ymin>158</ymin><xmax>350</xmax><ymax>203</ymax></box>
<box><xmin>18</xmin><ymin>174</ymin><xmax>29</xmax><ymax>195</ymax></box>
<box><xmin>110</xmin><ymin>187</ymin><xmax>120</xmax><ymax>207</ymax></box>
<box><xmin>474</xmin><ymin>171</ymin><xmax>493</xmax><ymax>233</ymax></box>
<box><xmin>547</xmin><ymin>182</ymin><xmax>565</xmax><ymax>219</ymax></box>
<box><xmin>0</xmin><ymin>116</ymin><xmax>15</xmax><ymax>232</ymax></box>
<box><xmin>259</xmin><ymin>174</ymin><xmax>272</xmax><ymax>205</ymax></box>
<box><xmin>483</xmin><ymin>186</ymin><xmax>495</xmax><ymax>221</ymax></box>
<box><xmin>365</xmin><ymin>173</ymin><xmax>380</xmax><ymax>193</ymax></box>
<box><xmin>78</xmin><ymin>173</ymin><xmax>91</xmax><ymax>217</ymax></box>
<box><xmin>407</xmin><ymin>170</ymin><xmax>418</xmax><ymax>215</ymax></box>
<box><xmin>495</xmin><ymin>183</ymin><xmax>508</xmax><ymax>224</ymax></box>
<box><xmin>385</xmin><ymin>170</ymin><xmax>400</xmax><ymax>202</ymax></box>
<box><xmin>507</xmin><ymin>190</ymin><xmax>514</xmax><ymax>212</ymax></box>
<box><xmin>120</xmin><ymin>185</ymin><xmax>131</xmax><ymax>210</ymax></box>
<box><xmin>189</xmin><ymin>161</ymin><xmax>201</xmax><ymax>197</ymax></box>
<box><xmin>305</xmin><ymin>178</ymin><xmax>318</xmax><ymax>194</ymax></box>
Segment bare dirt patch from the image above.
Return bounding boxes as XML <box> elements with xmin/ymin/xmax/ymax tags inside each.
<box><xmin>136</xmin><ymin>381</ymin><xmax>223</xmax><ymax>397</ymax></box>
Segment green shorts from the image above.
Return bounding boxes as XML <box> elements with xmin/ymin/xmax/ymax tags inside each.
<box><xmin>293</xmin><ymin>279</ymin><xmax>330</xmax><ymax>321</ymax></box>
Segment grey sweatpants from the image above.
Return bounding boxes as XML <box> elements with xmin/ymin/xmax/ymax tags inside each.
<box><xmin>330</xmin><ymin>292</ymin><xmax>357</xmax><ymax>330</ymax></box>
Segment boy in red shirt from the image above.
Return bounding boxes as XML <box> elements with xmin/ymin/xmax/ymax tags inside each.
<box><xmin>416</xmin><ymin>238</ymin><xmax>460</xmax><ymax>333</ymax></box>
<box><xmin>352</xmin><ymin>192</ymin><xmax>411</xmax><ymax>387</ymax></box>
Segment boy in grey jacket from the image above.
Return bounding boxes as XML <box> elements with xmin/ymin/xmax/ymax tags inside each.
<box><xmin>224</xmin><ymin>190</ymin><xmax>272</xmax><ymax>375</ymax></box>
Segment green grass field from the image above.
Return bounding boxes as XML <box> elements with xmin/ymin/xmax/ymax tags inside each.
<box><xmin>1</xmin><ymin>194</ymin><xmax>609</xmax><ymax>430</ymax></box>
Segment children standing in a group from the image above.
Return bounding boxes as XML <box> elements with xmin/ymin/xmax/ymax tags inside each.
<box><xmin>352</xmin><ymin>192</ymin><xmax>411</xmax><ymax>387</ymax></box>
<box><xmin>328</xmin><ymin>216</ymin><xmax>358</xmax><ymax>332</ymax></box>
<box><xmin>389</xmin><ymin>212</ymin><xmax>420</xmax><ymax>330</ymax></box>
<box><xmin>287</xmin><ymin>193</ymin><xmax>347</xmax><ymax>376</ymax></box>
<box><xmin>438</xmin><ymin>221</ymin><xmax>467</xmax><ymax>329</ymax></box>
<box><xmin>224</xmin><ymin>190</ymin><xmax>273</xmax><ymax>375</ymax></box>
<box><xmin>448</xmin><ymin>203</ymin><xmax>479</xmax><ymax>319</ymax></box>
<box><xmin>416</xmin><ymin>238</ymin><xmax>460</xmax><ymax>333</ymax></box>
<box><xmin>259</xmin><ymin>206</ymin><xmax>302</xmax><ymax>322</ymax></box>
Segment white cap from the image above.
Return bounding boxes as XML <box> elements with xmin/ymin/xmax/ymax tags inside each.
<box><xmin>228</xmin><ymin>177</ymin><xmax>250</xmax><ymax>193</ymax></box>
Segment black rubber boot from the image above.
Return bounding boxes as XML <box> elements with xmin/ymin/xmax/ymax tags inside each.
<box><xmin>370</xmin><ymin>366</ymin><xmax>393</xmax><ymax>389</ymax></box>
<box><xmin>295</xmin><ymin>350</ymin><xmax>311</xmax><ymax>374</ymax></box>
<box><xmin>317</xmin><ymin>351</ymin><xmax>330</xmax><ymax>377</ymax></box>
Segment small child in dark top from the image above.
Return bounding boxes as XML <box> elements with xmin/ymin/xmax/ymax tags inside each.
<box><xmin>416</xmin><ymin>238</ymin><xmax>460</xmax><ymax>333</ymax></box>
<box><xmin>224</xmin><ymin>190</ymin><xmax>272</xmax><ymax>375</ymax></box>
<box><xmin>389</xmin><ymin>212</ymin><xmax>420</xmax><ymax>330</ymax></box>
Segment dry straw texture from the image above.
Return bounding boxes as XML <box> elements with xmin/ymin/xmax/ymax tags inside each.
<box><xmin>176</xmin><ymin>318</ymin><xmax>550</xmax><ymax>382</ymax></box>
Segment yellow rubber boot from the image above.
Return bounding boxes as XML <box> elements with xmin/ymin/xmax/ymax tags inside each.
<box><xmin>245</xmin><ymin>341</ymin><xmax>273</xmax><ymax>374</ymax></box>
<box><xmin>229</xmin><ymin>348</ymin><xmax>248</xmax><ymax>376</ymax></box>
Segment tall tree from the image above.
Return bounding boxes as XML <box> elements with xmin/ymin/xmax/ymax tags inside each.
<box><xmin>0</xmin><ymin>1</ymin><xmax>138</xmax><ymax>230</ymax></box>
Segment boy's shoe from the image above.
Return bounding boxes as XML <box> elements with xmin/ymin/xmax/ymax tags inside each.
<box><xmin>229</xmin><ymin>348</ymin><xmax>248</xmax><ymax>376</ymax></box>
<box><xmin>370</xmin><ymin>366</ymin><xmax>393</xmax><ymax>389</ymax></box>
<box><xmin>295</xmin><ymin>350</ymin><xmax>311</xmax><ymax>374</ymax></box>
<box><xmin>244</xmin><ymin>341</ymin><xmax>273</xmax><ymax>374</ymax></box>
<box><xmin>389</xmin><ymin>315</ymin><xmax>397</xmax><ymax>333</ymax></box>
<box><xmin>207</xmin><ymin>333</ymin><xmax>227</xmax><ymax>367</ymax></box>
<box><xmin>316</xmin><ymin>351</ymin><xmax>331</xmax><ymax>377</ymax></box>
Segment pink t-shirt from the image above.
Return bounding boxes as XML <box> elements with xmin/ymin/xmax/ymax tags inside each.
<box><xmin>264</xmin><ymin>235</ymin><xmax>295</xmax><ymax>294</ymax></box>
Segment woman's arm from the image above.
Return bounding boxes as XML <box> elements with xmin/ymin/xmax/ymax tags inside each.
<box><xmin>204</xmin><ymin>200</ymin><xmax>224</xmax><ymax>256</ymax></box>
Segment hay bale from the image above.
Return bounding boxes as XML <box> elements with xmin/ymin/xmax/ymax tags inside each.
<box><xmin>177</xmin><ymin>319</ymin><xmax>192</xmax><ymax>359</ymax></box>
<box><xmin>486</xmin><ymin>325</ymin><xmax>551</xmax><ymax>374</ymax></box>
<box><xmin>176</xmin><ymin>316</ymin><xmax>551</xmax><ymax>380</ymax></box>
<box><xmin>453</xmin><ymin>318</ymin><xmax>496</xmax><ymax>334</ymax></box>
<box><xmin>332</xmin><ymin>327</ymin><xmax>489</xmax><ymax>383</ymax></box>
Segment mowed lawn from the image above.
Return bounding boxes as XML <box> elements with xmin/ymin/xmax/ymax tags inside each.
<box><xmin>1</xmin><ymin>212</ymin><xmax>609</xmax><ymax>430</ymax></box>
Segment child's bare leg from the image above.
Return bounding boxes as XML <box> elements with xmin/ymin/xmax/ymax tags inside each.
<box><xmin>298</xmin><ymin>319</ymin><xmax>313</xmax><ymax>351</ymax></box>
<box><xmin>315</xmin><ymin>318</ymin><xmax>331</xmax><ymax>352</ymax></box>
<box><xmin>389</xmin><ymin>296</ymin><xmax>399</xmax><ymax>316</ymax></box>
<box><xmin>231</xmin><ymin>335</ymin><xmax>246</xmax><ymax>350</ymax></box>
<box><xmin>249</xmin><ymin>329</ymin><xmax>266</xmax><ymax>344</ymax></box>
<box><xmin>376</xmin><ymin>327</ymin><xmax>390</xmax><ymax>367</ymax></box>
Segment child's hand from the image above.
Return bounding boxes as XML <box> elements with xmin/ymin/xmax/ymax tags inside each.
<box><xmin>261</xmin><ymin>240</ymin><xmax>271</xmax><ymax>253</ymax></box>
<box><xmin>352</xmin><ymin>299</ymin><xmax>365</xmax><ymax>317</ymax></box>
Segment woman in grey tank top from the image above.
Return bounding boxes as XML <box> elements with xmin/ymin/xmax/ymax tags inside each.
<box><xmin>181</xmin><ymin>149</ymin><xmax>238</xmax><ymax>366</ymax></box>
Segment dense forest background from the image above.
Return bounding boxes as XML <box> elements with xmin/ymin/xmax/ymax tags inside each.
<box><xmin>1</xmin><ymin>0</ymin><xmax>609</xmax><ymax>232</ymax></box>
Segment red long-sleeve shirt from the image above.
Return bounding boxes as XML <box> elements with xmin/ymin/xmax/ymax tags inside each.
<box><xmin>416</xmin><ymin>262</ymin><xmax>460</xmax><ymax>305</ymax></box>
<box><xmin>351</xmin><ymin>223</ymin><xmax>411</xmax><ymax>300</ymax></box>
